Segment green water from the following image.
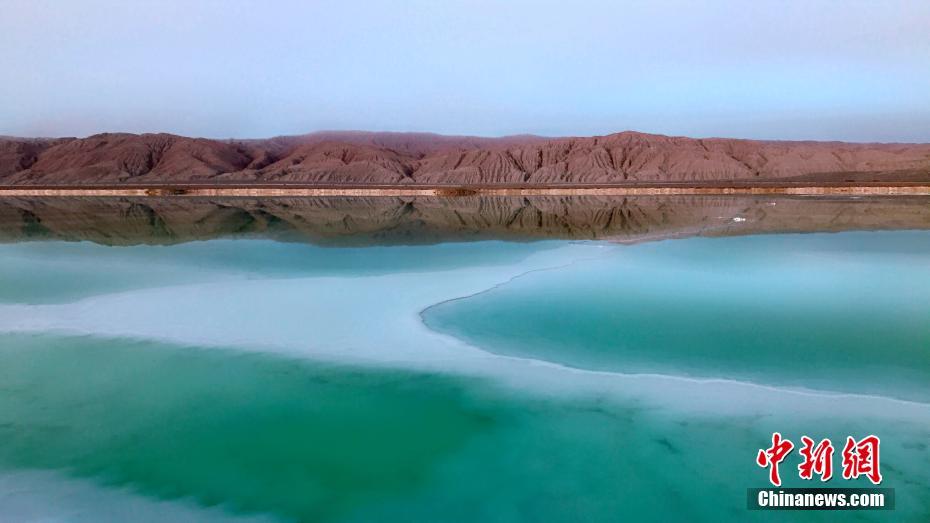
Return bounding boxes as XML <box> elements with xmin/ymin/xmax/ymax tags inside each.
<box><xmin>1</xmin><ymin>227</ymin><xmax>929</xmax><ymax>521</ymax></box>
<box><xmin>1</xmin><ymin>334</ymin><xmax>928</xmax><ymax>522</ymax></box>
<box><xmin>0</xmin><ymin>335</ymin><xmax>490</xmax><ymax>521</ymax></box>
<box><xmin>425</xmin><ymin>232</ymin><xmax>930</xmax><ymax>402</ymax></box>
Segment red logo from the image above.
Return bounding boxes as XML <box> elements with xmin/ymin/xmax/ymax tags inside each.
<box><xmin>757</xmin><ymin>433</ymin><xmax>881</xmax><ymax>486</ymax></box>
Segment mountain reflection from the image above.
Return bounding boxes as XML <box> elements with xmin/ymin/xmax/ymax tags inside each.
<box><xmin>0</xmin><ymin>195</ymin><xmax>928</xmax><ymax>245</ymax></box>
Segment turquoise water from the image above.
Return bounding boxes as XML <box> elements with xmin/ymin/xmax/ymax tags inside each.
<box><xmin>1</xmin><ymin>227</ymin><xmax>929</xmax><ymax>521</ymax></box>
<box><xmin>2</xmin><ymin>334</ymin><xmax>928</xmax><ymax>522</ymax></box>
<box><xmin>0</xmin><ymin>240</ymin><xmax>551</xmax><ymax>304</ymax></box>
<box><xmin>425</xmin><ymin>232</ymin><xmax>930</xmax><ymax>402</ymax></box>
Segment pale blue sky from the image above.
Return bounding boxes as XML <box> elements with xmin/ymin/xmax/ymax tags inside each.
<box><xmin>2</xmin><ymin>0</ymin><xmax>929</xmax><ymax>141</ymax></box>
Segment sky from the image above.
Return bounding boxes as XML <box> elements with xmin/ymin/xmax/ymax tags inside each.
<box><xmin>2</xmin><ymin>0</ymin><xmax>929</xmax><ymax>142</ymax></box>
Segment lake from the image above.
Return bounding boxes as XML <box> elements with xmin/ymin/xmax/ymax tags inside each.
<box><xmin>0</xmin><ymin>195</ymin><xmax>928</xmax><ymax>522</ymax></box>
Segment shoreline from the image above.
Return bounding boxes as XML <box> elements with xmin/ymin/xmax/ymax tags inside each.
<box><xmin>2</xmin><ymin>183</ymin><xmax>930</xmax><ymax>197</ymax></box>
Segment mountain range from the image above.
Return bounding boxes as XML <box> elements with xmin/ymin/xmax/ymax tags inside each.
<box><xmin>2</xmin><ymin>130</ymin><xmax>929</xmax><ymax>185</ymax></box>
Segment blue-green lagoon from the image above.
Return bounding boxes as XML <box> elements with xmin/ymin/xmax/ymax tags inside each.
<box><xmin>0</xmin><ymin>195</ymin><xmax>929</xmax><ymax>522</ymax></box>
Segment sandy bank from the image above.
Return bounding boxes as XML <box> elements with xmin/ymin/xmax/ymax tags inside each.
<box><xmin>1</xmin><ymin>184</ymin><xmax>930</xmax><ymax>197</ymax></box>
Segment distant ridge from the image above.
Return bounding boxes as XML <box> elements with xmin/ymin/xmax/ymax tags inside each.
<box><xmin>2</xmin><ymin>130</ymin><xmax>929</xmax><ymax>185</ymax></box>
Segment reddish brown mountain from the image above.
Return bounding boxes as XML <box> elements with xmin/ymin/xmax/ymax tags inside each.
<box><xmin>1</xmin><ymin>131</ymin><xmax>929</xmax><ymax>185</ymax></box>
<box><xmin>0</xmin><ymin>137</ymin><xmax>71</xmax><ymax>178</ymax></box>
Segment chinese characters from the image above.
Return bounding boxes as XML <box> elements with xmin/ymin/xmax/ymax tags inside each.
<box><xmin>757</xmin><ymin>433</ymin><xmax>881</xmax><ymax>486</ymax></box>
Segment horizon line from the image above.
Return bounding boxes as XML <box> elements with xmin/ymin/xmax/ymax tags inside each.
<box><xmin>4</xmin><ymin>128</ymin><xmax>930</xmax><ymax>146</ymax></box>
